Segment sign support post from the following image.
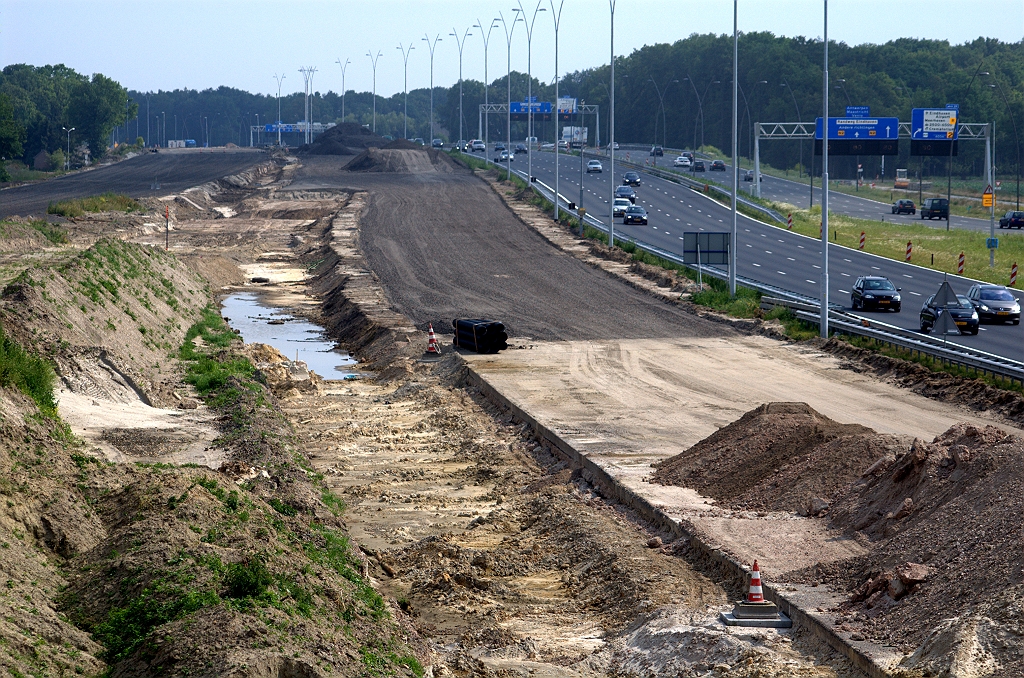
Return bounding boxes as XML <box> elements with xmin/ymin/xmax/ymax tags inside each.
<box><xmin>821</xmin><ymin>0</ymin><xmax>829</xmax><ymax>339</ymax></box>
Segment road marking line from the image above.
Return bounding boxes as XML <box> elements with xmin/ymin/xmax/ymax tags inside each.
<box><xmin>841</xmin><ymin>272</ymin><xmax>850</xmax><ymax>277</ymax></box>
<box><xmin>806</xmin><ymin>279</ymin><xmax>816</xmax><ymax>283</ymax></box>
<box><xmin>778</xmin><ymin>271</ymin><xmax>786</xmax><ymax>275</ymax></box>
<box><xmin>910</xmin><ymin>291</ymin><xmax>921</xmax><ymax>296</ymax></box>
<box><xmin>752</xmin><ymin>263</ymin><xmax>761</xmax><ymax>267</ymax></box>
<box><xmin>813</xmin><ymin>264</ymin><xmax>821</xmax><ymax>269</ymax></box>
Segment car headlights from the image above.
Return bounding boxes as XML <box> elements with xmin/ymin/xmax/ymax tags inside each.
<box><xmin>980</xmin><ymin>305</ymin><xmax>989</xmax><ymax>311</ymax></box>
<box><xmin>864</xmin><ymin>294</ymin><xmax>875</xmax><ymax>299</ymax></box>
<box><xmin>972</xmin><ymin>311</ymin><xmax>979</xmax><ymax>319</ymax></box>
<box><xmin>893</xmin><ymin>295</ymin><xmax>901</xmax><ymax>302</ymax></box>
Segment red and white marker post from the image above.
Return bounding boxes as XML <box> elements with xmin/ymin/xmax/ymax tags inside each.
<box><xmin>1011</xmin><ymin>262</ymin><xmax>1019</xmax><ymax>287</ymax></box>
<box><xmin>957</xmin><ymin>252</ymin><xmax>965</xmax><ymax>275</ymax></box>
<box><xmin>859</xmin><ymin>232</ymin><xmax>865</xmax><ymax>250</ymax></box>
<box><xmin>905</xmin><ymin>241</ymin><xmax>912</xmax><ymax>262</ymax></box>
<box><xmin>787</xmin><ymin>214</ymin><xmax>793</xmax><ymax>230</ymax></box>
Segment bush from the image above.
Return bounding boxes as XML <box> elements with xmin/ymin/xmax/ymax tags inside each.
<box><xmin>93</xmin><ymin>586</ymin><xmax>219</xmax><ymax>661</ymax></box>
<box><xmin>47</xmin><ymin>192</ymin><xmax>143</xmax><ymax>217</ymax></box>
<box><xmin>225</xmin><ymin>557</ymin><xmax>272</xmax><ymax>599</ymax></box>
<box><xmin>0</xmin><ymin>328</ymin><xmax>57</xmax><ymax>416</ymax></box>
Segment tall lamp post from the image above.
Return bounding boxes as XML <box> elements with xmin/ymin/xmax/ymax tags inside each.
<box><xmin>273</xmin><ymin>74</ymin><xmax>285</xmax><ymax>146</ymax></box>
<box><xmin>608</xmin><ymin>0</ymin><xmax>617</xmax><ymax>248</ymax></box>
<box><xmin>495</xmin><ymin>12</ymin><xmax>522</xmax><ymax>181</ymax></box>
<box><xmin>737</xmin><ymin>80</ymin><xmax>767</xmax><ymax>161</ymax></box>
<box><xmin>780</xmin><ymin>79</ymin><xmax>803</xmax><ymax>178</ymax></box>
<box><xmin>335</xmin><ymin>58</ymin><xmax>350</xmax><ymax>122</ymax></box>
<box><xmin>990</xmin><ymin>80</ymin><xmax>1021</xmax><ymax>210</ymax></box>
<box><xmin>550</xmin><ymin>0</ymin><xmax>566</xmax><ymax>222</ymax></box>
<box><xmin>474</xmin><ymin>19</ymin><xmax>499</xmax><ymax>148</ymax></box>
<box><xmin>62</xmin><ymin>126</ymin><xmax>75</xmax><ymax>170</ymax></box>
<box><xmin>729</xmin><ymin>0</ymin><xmax>738</xmax><ymax>296</ymax></box>
<box><xmin>513</xmin><ymin>0</ymin><xmax>546</xmax><ymax>183</ymax></box>
<box><xmin>366</xmin><ymin>51</ymin><xmax>382</xmax><ymax>133</ymax></box>
<box><xmin>450</xmin><ymin>27</ymin><xmax>473</xmax><ymax>147</ymax></box>
<box><xmin>683</xmin><ymin>75</ymin><xmax>719</xmax><ymax>151</ymax></box>
<box><xmin>648</xmin><ymin>77</ymin><xmax>678</xmax><ymax>164</ymax></box>
<box><xmin>397</xmin><ymin>43</ymin><xmax>415</xmax><ymax>140</ymax></box>
<box><xmin>422</xmin><ymin>34</ymin><xmax>443</xmax><ymax>142</ymax></box>
<box><xmin>821</xmin><ymin>0</ymin><xmax>830</xmax><ymax>338</ymax></box>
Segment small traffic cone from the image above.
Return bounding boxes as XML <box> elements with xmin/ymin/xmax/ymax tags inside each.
<box><xmin>426</xmin><ymin>324</ymin><xmax>441</xmax><ymax>354</ymax></box>
<box><xmin>746</xmin><ymin>560</ymin><xmax>765</xmax><ymax>603</ymax></box>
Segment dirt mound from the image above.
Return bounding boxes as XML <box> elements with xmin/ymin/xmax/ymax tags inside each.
<box><xmin>344</xmin><ymin>147</ymin><xmax>458</xmax><ymax>174</ymax></box>
<box><xmin>814</xmin><ymin>422</ymin><xmax>1024</xmax><ymax>673</ymax></box>
<box><xmin>384</xmin><ymin>138</ymin><xmax>422</xmax><ymax>150</ymax></box>
<box><xmin>651</xmin><ymin>402</ymin><xmax>909</xmax><ymax>513</ymax></box>
<box><xmin>299</xmin><ymin>121</ymin><xmax>386</xmax><ymax>155</ymax></box>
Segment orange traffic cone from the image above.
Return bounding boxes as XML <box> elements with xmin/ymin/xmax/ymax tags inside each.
<box><xmin>747</xmin><ymin>560</ymin><xmax>765</xmax><ymax>603</ymax></box>
<box><xmin>426</xmin><ymin>324</ymin><xmax>441</xmax><ymax>354</ymax></box>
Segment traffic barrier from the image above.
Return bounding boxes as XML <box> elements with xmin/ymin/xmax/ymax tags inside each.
<box><xmin>426</xmin><ymin>323</ymin><xmax>442</xmax><ymax>354</ymax></box>
<box><xmin>747</xmin><ymin>560</ymin><xmax>765</xmax><ymax>603</ymax></box>
<box><xmin>787</xmin><ymin>213</ymin><xmax>793</xmax><ymax>230</ymax></box>
<box><xmin>958</xmin><ymin>252</ymin><xmax>965</xmax><ymax>275</ymax></box>
<box><xmin>1012</xmin><ymin>262</ymin><xmax>1019</xmax><ymax>287</ymax></box>
<box><xmin>906</xmin><ymin>241</ymin><xmax>912</xmax><ymax>262</ymax></box>
<box><xmin>859</xmin><ymin>232</ymin><xmax>865</xmax><ymax>250</ymax></box>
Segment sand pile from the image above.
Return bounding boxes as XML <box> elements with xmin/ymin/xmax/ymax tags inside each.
<box><xmin>651</xmin><ymin>402</ymin><xmax>909</xmax><ymax>514</ymax></box>
<box><xmin>300</xmin><ymin>121</ymin><xmax>386</xmax><ymax>155</ymax></box>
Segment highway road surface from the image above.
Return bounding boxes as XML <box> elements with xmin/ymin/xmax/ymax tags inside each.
<box><xmin>0</xmin><ymin>148</ymin><xmax>267</xmax><ymax>219</ymax></box>
<box><xmin>492</xmin><ymin>145</ymin><xmax>1024</xmax><ymax>364</ymax></box>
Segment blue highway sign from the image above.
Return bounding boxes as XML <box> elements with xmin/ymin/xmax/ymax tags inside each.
<box><xmin>815</xmin><ymin>116</ymin><xmax>899</xmax><ymax>140</ymax></box>
<box><xmin>912</xmin><ymin>108</ymin><xmax>959</xmax><ymax>140</ymax></box>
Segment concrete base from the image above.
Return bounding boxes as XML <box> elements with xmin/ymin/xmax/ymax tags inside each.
<box><xmin>733</xmin><ymin>599</ymin><xmax>780</xmax><ymax>619</ymax></box>
<box><xmin>720</xmin><ymin>610</ymin><xmax>793</xmax><ymax>628</ymax></box>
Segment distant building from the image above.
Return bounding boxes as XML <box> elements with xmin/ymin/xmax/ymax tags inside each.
<box><xmin>33</xmin><ymin>150</ymin><xmax>51</xmax><ymax>171</ymax></box>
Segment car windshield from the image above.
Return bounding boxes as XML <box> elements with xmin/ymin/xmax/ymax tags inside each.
<box><xmin>626</xmin><ymin>207</ymin><xmax>644</xmax><ymax>213</ymax></box>
<box><xmin>956</xmin><ymin>295</ymin><xmax>973</xmax><ymax>308</ymax></box>
<box><xmin>980</xmin><ymin>288</ymin><xmax>1017</xmax><ymax>301</ymax></box>
<box><xmin>589</xmin><ymin>161</ymin><xmax>600</xmax><ymax>165</ymax></box>
<box><xmin>615</xmin><ymin>199</ymin><xmax>630</xmax><ymax>205</ymax></box>
<box><xmin>863</xmin><ymin>279</ymin><xmax>895</xmax><ymax>291</ymax></box>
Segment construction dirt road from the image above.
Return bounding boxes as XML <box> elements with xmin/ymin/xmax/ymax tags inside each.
<box><xmin>0</xmin><ymin>147</ymin><xmax>1020</xmax><ymax>677</ymax></box>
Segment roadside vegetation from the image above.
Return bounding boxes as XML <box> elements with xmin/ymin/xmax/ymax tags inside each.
<box><xmin>0</xmin><ymin>218</ymin><xmax>69</xmax><ymax>244</ymax></box>
<box><xmin>47</xmin><ymin>192</ymin><xmax>144</xmax><ymax>217</ymax></box>
<box><xmin>0</xmin><ymin>326</ymin><xmax>58</xmax><ymax>416</ymax></box>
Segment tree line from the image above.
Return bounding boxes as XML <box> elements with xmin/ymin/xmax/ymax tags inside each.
<box><xmin>3</xmin><ymin>34</ymin><xmax>1020</xmax><ymax>182</ymax></box>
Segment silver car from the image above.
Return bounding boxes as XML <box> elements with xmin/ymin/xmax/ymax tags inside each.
<box><xmin>587</xmin><ymin>160</ymin><xmax>603</xmax><ymax>173</ymax></box>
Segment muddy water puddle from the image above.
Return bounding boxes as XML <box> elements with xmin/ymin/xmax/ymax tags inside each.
<box><xmin>221</xmin><ymin>291</ymin><xmax>358</xmax><ymax>378</ymax></box>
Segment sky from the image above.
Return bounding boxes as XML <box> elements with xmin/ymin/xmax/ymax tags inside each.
<box><xmin>2</xmin><ymin>0</ymin><xmax>1022</xmax><ymax>98</ymax></box>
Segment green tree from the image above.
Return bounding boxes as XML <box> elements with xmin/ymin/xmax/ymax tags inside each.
<box><xmin>0</xmin><ymin>93</ymin><xmax>24</xmax><ymax>161</ymax></box>
<box><xmin>68</xmin><ymin>73</ymin><xmax>136</xmax><ymax>158</ymax></box>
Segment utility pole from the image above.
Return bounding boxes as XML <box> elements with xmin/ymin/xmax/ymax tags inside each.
<box><xmin>366</xmin><ymin>51</ymin><xmax>383</xmax><ymax>133</ymax></box>
<box><xmin>62</xmin><ymin>126</ymin><xmax>75</xmax><ymax>170</ymax></box>
<box><xmin>729</xmin><ymin>0</ymin><xmax>738</xmax><ymax>296</ymax></box>
<box><xmin>821</xmin><ymin>0</ymin><xmax>830</xmax><ymax>338</ymax></box>
<box><xmin>397</xmin><ymin>44</ymin><xmax>414</xmax><ymax>141</ymax></box>
<box><xmin>423</xmin><ymin>34</ymin><xmax>443</xmax><ymax>142</ymax></box>
<box><xmin>514</xmin><ymin>0</ymin><xmax>546</xmax><ymax>182</ymax></box>
<box><xmin>273</xmin><ymin>74</ymin><xmax>285</xmax><ymax>146</ymax></box>
<box><xmin>495</xmin><ymin>12</ymin><xmax>521</xmax><ymax>181</ymax></box>
<box><xmin>450</xmin><ymin>27</ymin><xmax>473</xmax><ymax>146</ymax></box>
<box><xmin>609</xmin><ymin>0</ymin><xmax>616</xmax><ymax>248</ymax></box>
<box><xmin>335</xmin><ymin>58</ymin><xmax>350</xmax><ymax>122</ymax></box>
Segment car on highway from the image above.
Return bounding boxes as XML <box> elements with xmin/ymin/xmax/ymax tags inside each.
<box><xmin>615</xmin><ymin>185</ymin><xmax>637</xmax><ymax>204</ymax></box>
<box><xmin>623</xmin><ymin>205</ymin><xmax>648</xmax><ymax>225</ymax></box>
<box><xmin>999</xmin><ymin>210</ymin><xmax>1024</xmax><ymax>229</ymax></box>
<box><xmin>920</xmin><ymin>294</ymin><xmax>979</xmax><ymax>334</ymax></box>
<box><xmin>650</xmin><ymin>145</ymin><xmax>664</xmax><ymax>156</ymax></box>
<box><xmin>494</xmin><ymin>142</ymin><xmax>506</xmax><ymax>151</ymax></box>
<box><xmin>471</xmin><ymin>140</ymin><xmax>486</xmax><ymax>152</ymax></box>
<box><xmin>743</xmin><ymin>169</ymin><xmax>763</xmax><ymax>182</ymax></box>
<box><xmin>850</xmin><ymin>276</ymin><xmax>902</xmax><ymax>312</ymax></box>
<box><xmin>965</xmin><ymin>284</ymin><xmax>1021</xmax><ymax>324</ymax></box>
<box><xmin>710</xmin><ymin>159</ymin><xmax>726</xmax><ymax>171</ymax></box>
<box><xmin>514</xmin><ymin>143</ymin><xmax>528</xmax><ymax>155</ymax></box>
<box><xmin>612</xmin><ymin>198</ymin><xmax>631</xmax><ymax>218</ymax></box>
<box><xmin>623</xmin><ymin>172</ymin><xmax>641</xmax><ymax>187</ymax></box>
<box><xmin>607</xmin><ymin>142</ymin><xmax>620</xmax><ymax>150</ymax></box>
<box><xmin>587</xmin><ymin>160</ymin><xmax>603</xmax><ymax>173</ymax></box>
<box><xmin>413</xmin><ymin>138</ymin><xmax>425</xmax><ymax>145</ymax></box>
<box><xmin>432</xmin><ymin>139</ymin><xmax>444</xmax><ymax>148</ymax></box>
<box><xmin>456</xmin><ymin>139</ymin><xmax>468</xmax><ymax>151</ymax></box>
<box><xmin>495</xmin><ymin>150</ymin><xmax>512</xmax><ymax>162</ymax></box>
<box><xmin>673</xmin><ymin>155</ymin><xmax>691</xmax><ymax>168</ymax></box>
<box><xmin>921</xmin><ymin>197</ymin><xmax>948</xmax><ymax>220</ymax></box>
<box><xmin>557</xmin><ymin>140</ymin><xmax>569</xmax><ymax>151</ymax></box>
<box><xmin>692</xmin><ymin>160</ymin><xmax>706</xmax><ymax>172</ymax></box>
<box><xmin>540</xmin><ymin>142</ymin><xmax>555</xmax><ymax>150</ymax></box>
<box><xmin>892</xmin><ymin>199</ymin><xmax>916</xmax><ymax>215</ymax></box>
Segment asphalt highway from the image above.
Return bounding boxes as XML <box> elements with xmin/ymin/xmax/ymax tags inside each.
<box><xmin>0</xmin><ymin>148</ymin><xmax>267</xmax><ymax>219</ymax></box>
<box><xmin>492</xmin><ymin>146</ymin><xmax>1024</xmax><ymax>363</ymax></box>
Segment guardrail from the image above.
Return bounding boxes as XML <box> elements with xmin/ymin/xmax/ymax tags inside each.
<box><xmin>471</xmin><ymin>150</ymin><xmax>1024</xmax><ymax>384</ymax></box>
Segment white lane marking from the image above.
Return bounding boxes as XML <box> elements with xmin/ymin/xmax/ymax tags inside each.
<box><xmin>909</xmin><ymin>291</ymin><xmax>921</xmax><ymax>296</ymax></box>
<box><xmin>797</xmin><ymin>245</ymin><xmax>804</xmax><ymax>249</ymax></box>
<box><xmin>841</xmin><ymin>272</ymin><xmax>850</xmax><ymax>277</ymax></box>
<box><xmin>839</xmin><ymin>289</ymin><xmax>849</xmax><ymax>294</ymax></box>
<box><xmin>787</xmin><ymin>257</ymin><xmax>795</xmax><ymax>261</ymax></box>
<box><xmin>745</xmin><ymin>243</ymin><xmax>753</xmax><ymax>247</ymax></box>
<box><xmin>778</xmin><ymin>271</ymin><xmax>786</xmax><ymax>275</ymax></box>
<box><xmin>871</xmin><ymin>266</ymin><xmax>880</xmax><ymax>270</ymax></box>
<box><xmin>765</xmin><ymin>250</ymin><xmax>772</xmax><ymax>254</ymax></box>
<box><xmin>806</xmin><ymin>279</ymin><xmax>816</xmax><ymax>283</ymax></box>
<box><xmin>903</xmin><ymin>274</ymin><xmax>912</xmax><ymax>278</ymax></box>
<box><xmin>813</xmin><ymin>264</ymin><xmax>821</xmax><ymax>269</ymax></box>
<box><xmin>752</xmin><ymin>263</ymin><xmax>761</xmax><ymax>267</ymax></box>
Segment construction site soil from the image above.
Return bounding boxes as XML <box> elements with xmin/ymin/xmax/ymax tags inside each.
<box><xmin>299</xmin><ymin>122</ymin><xmax>388</xmax><ymax>156</ymax></box>
<box><xmin>1</xmin><ymin>149</ymin><xmax>1021</xmax><ymax>677</ymax></box>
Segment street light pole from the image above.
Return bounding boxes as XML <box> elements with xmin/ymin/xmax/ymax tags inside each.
<box><xmin>273</xmin><ymin>74</ymin><xmax>285</xmax><ymax>146</ymax></box>
<box><xmin>730</xmin><ymin>0</ymin><xmax>738</xmax><ymax>297</ymax></box>
<box><xmin>450</xmin><ymin>27</ymin><xmax>473</xmax><ymax>147</ymax></box>
<box><xmin>366</xmin><ymin>51</ymin><xmax>383</xmax><ymax>133</ymax></box>
<box><xmin>550</xmin><ymin>0</ymin><xmax>566</xmax><ymax>222</ymax></box>
<box><xmin>62</xmin><ymin>126</ymin><xmax>75</xmax><ymax>170</ymax></box>
<box><xmin>821</xmin><ymin>0</ymin><xmax>830</xmax><ymax>338</ymax></box>
<box><xmin>648</xmin><ymin>78</ymin><xmax>677</xmax><ymax>163</ymax></box>
<box><xmin>609</xmin><ymin>0</ymin><xmax>616</xmax><ymax>248</ymax></box>
<box><xmin>991</xmin><ymin>80</ymin><xmax>1021</xmax><ymax>210</ymax></box>
<box><xmin>397</xmin><ymin>43</ymin><xmax>414</xmax><ymax>140</ymax></box>
<box><xmin>780</xmin><ymin>79</ymin><xmax>803</xmax><ymax>179</ymax></box>
<box><xmin>474</xmin><ymin>19</ymin><xmax>499</xmax><ymax>149</ymax></box>
<box><xmin>422</xmin><ymin>34</ymin><xmax>443</xmax><ymax>142</ymax></box>
<box><xmin>335</xmin><ymin>58</ymin><xmax>350</xmax><ymax>122</ymax></box>
<box><xmin>495</xmin><ymin>12</ymin><xmax>522</xmax><ymax>181</ymax></box>
<box><xmin>514</xmin><ymin>1</ymin><xmax>546</xmax><ymax>183</ymax></box>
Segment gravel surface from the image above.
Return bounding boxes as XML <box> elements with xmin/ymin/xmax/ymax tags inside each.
<box><xmin>0</xmin><ymin>149</ymin><xmax>267</xmax><ymax>218</ymax></box>
<box><xmin>292</xmin><ymin>156</ymin><xmax>728</xmax><ymax>341</ymax></box>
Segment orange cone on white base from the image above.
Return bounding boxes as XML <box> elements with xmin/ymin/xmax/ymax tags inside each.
<box><xmin>747</xmin><ymin>560</ymin><xmax>765</xmax><ymax>603</ymax></box>
<box><xmin>426</xmin><ymin>324</ymin><xmax>441</xmax><ymax>354</ymax></box>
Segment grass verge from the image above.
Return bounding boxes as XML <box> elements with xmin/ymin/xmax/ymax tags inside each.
<box><xmin>47</xmin><ymin>192</ymin><xmax>145</xmax><ymax>218</ymax></box>
<box><xmin>0</xmin><ymin>327</ymin><xmax>58</xmax><ymax>416</ymax></box>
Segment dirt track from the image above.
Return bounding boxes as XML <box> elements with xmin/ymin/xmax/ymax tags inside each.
<box><xmin>291</xmin><ymin>156</ymin><xmax>727</xmax><ymax>341</ymax></box>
